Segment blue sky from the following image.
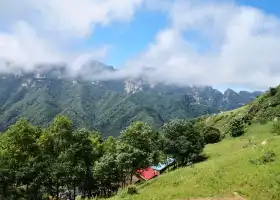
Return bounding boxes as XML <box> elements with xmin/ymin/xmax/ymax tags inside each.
<box><xmin>237</xmin><ymin>0</ymin><xmax>280</xmax><ymax>14</ymax></box>
<box><xmin>1</xmin><ymin>0</ymin><xmax>280</xmax><ymax>90</ymax></box>
<box><xmin>87</xmin><ymin>9</ymin><xmax>169</xmax><ymax>68</ymax></box>
<box><xmin>84</xmin><ymin>0</ymin><xmax>280</xmax><ymax>68</ymax></box>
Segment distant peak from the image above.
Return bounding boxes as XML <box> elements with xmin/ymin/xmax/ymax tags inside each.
<box><xmin>224</xmin><ymin>88</ymin><xmax>237</xmax><ymax>94</ymax></box>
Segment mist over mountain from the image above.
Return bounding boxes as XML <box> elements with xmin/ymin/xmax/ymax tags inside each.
<box><xmin>0</xmin><ymin>61</ymin><xmax>262</xmax><ymax>136</ymax></box>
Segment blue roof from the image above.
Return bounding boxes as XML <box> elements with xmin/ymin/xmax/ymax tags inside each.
<box><xmin>152</xmin><ymin>158</ymin><xmax>176</xmax><ymax>171</ymax></box>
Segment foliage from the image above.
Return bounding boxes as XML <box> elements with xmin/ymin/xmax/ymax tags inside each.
<box><xmin>0</xmin><ymin>116</ymin><xmax>101</xmax><ymax>199</ymax></box>
<box><xmin>203</xmin><ymin>126</ymin><xmax>222</xmax><ymax>144</ymax></box>
<box><xmin>269</xmin><ymin>87</ymin><xmax>277</xmax><ymax>96</ymax></box>
<box><xmin>228</xmin><ymin>119</ymin><xmax>245</xmax><ymax>137</ymax></box>
<box><xmin>272</xmin><ymin>120</ymin><xmax>280</xmax><ymax>135</ymax></box>
<box><xmin>117</xmin><ymin>122</ymin><xmax>161</xmax><ymax>184</ymax></box>
<box><xmin>0</xmin><ymin>74</ymin><xmax>261</xmax><ymax>137</ymax></box>
<box><xmin>126</xmin><ymin>185</ymin><xmax>138</xmax><ymax>195</ymax></box>
<box><xmin>0</xmin><ymin>119</ymin><xmax>42</xmax><ymax>200</ymax></box>
<box><xmin>249</xmin><ymin>150</ymin><xmax>276</xmax><ymax>165</ymax></box>
<box><xmin>107</xmin><ymin>123</ymin><xmax>280</xmax><ymax>200</ymax></box>
<box><xmin>161</xmin><ymin>119</ymin><xmax>205</xmax><ymax>165</ymax></box>
<box><xmin>0</xmin><ymin>117</ymin><xmax>172</xmax><ymax>199</ymax></box>
<box><xmin>93</xmin><ymin>154</ymin><xmax>121</xmax><ymax>197</ymax></box>
<box><xmin>260</xmin><ymin>150</ymin><xmax>276</xmax><ymax>164</ymax></box>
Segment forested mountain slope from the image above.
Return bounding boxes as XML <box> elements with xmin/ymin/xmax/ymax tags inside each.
<box><xmin>0</xmin><ymin>62</ymin><xmax>262</xmax><ymax>136</ymax></box>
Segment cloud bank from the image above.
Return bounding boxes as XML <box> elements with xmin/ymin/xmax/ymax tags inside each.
<box><xmin>0</xmin><ymin>0</ymin><xmax>280</xmax><ymax>90</ymax></box>
<box><xmin>120</xmin><ymin>0</ymin><xmax>280</xmax><ymax>90</ymax></box>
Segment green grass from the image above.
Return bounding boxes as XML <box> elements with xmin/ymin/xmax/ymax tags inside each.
<box><xmin>204</xmin><ymin>106</ymin><xmax>249</xmax><ymax>133</ymax></box>
<box><xmin>108</xmin><ymin>122</ymin><xmax>280</xmax><ymax>200</ymax></box>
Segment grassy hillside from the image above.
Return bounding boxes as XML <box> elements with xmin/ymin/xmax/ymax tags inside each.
<box><xmin>200</xmin><ymin>86</ymin><xmax>280</xmax><ymax>133</ymax></box>
<box><xmin>108</xmin><ymin>87</ymin><xmax>280</xmax><ymax>200</ymax></box>
<box><xmin>108</xmin><ymin>122</ymin><xmax>280</xmax><ymax>200</ymax></box>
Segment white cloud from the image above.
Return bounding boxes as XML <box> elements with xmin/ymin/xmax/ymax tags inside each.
<box><xmin>0</xmin><ymin>0</ymin><xmax>145</xmax><ymax>37</ymax></box>
<box><xmin>120</xmin><ymin>0</ymin><xmax>280</xmax><ymax>90</ymax></box>
<box><xmin>0</xmin><ymin>0</ymin><xmax>280</xmax><ymax>90</ymax></box>
<box><xmin>0</xmin><ymin>21</ymin><xmax>64</xmax><ymax>72</ymax></box>
<box><xmin>0</xmin><ymin>0</ymin><xmax>145</xmax><ymax>72</ymax></box>
<box><xmin>30</xmin><ymin>0</ymin><xmax>144</xmax><ymax>37</ymax></box>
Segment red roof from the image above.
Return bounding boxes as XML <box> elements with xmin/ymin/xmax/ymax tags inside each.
<box><xmin>136</xmin><ymin>167</ymin><xmax>156</xmax><ymax>180</ymax></box>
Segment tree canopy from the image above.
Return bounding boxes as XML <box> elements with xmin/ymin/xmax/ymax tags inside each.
<box><xmin>0</xmin><ymin>117</ymin><xmax>210</xmax><ymax>200</ymax></box>
<box><xmin>161</xmin><ymin>119</ymin><xmax>205</xmax><ymax>165</ymax></box>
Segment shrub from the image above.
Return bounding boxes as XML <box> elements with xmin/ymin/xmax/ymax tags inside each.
<box><xmin>228</xmin><ymin>119</ymin><xmax>244</xmax><ymax>137</ymax></box>
<box><xmin>269</xmin><ymin>87</ymin><xmax>277</xmax><ymax>96</ymax></box>
<box><xmin>127</xmin><ymin>185</ymin><xmax>138</xmax><ymax>195</ymax></box>
<box><xmin>272</xmin><ymin>121</ymin><xmax>280</xmax><ymax>135</ymax></box>
<box><xmin>203</xmin><ymin>126</ymin><xmax>221</xmax><ymax>144</ymax></box>
<box><xmin>261</xmin><ymin>150</ymin><xmax>276</xmax><ymax>163</ymax></box>
<box><xmin>250</xmin><ymin>150</ymin><xmax>276</xmax><ymax>165</ymax></box>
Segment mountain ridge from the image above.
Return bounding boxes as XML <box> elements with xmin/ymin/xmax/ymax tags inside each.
<box><xmin>0</xmin><ymin>62</ymin><xmax>262</xmax><ymax>136</ymax></box>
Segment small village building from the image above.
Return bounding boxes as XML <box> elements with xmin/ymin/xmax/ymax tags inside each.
<box><xmin>136</xmin><ymin>167</ymin><xmax>157</xmax><ymax>181</ymax></box>
<box><xmin>151</xmin><ymin>158</ymin><xmax>176</xmax><ymax>175</ymax></box>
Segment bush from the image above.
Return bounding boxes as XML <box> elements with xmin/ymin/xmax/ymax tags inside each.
<box><xmin>229</xmin><ymin>119</ymin><xmax>244</xmax><ymax>137</ymax></box>
<box><xmin>203</xmin><ymin>126</ymin><xmax>221</xmax><ymax>144</ymax></box>
<box><xmin>261</xmin><ymin>150</ymin><xmax>276</xmax><ymax>163</ymax></box>
<box><xmin>127</xmin><ymin>185</ymin><xmax>138</xmax><ymax>195</ymax></box>
<box><xmin>249</xmin><ymin>150</ymin><xmax>276</xmax><ymax>165</ymax></box>
<box><xmin>269</xmin><ymin>87</ymin><xmax>277</xmax><ymax>96</ymax></box>
<box><xmin>272</xmin><ymin>121</ymin><xmax>280</xmax><ymax>135</ymax></box>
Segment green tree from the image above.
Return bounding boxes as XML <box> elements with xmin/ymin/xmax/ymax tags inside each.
<box><xmin>117</xmin><ymin>121</ymin><xmax>160</xmax><ymax>184</ymax></box>
<box><xmin>0</xmin><ymin>119</ymin><xmax>42</xmax><ymax>200</ymax></box>
<box><xmin>203</xmin><ymin>126</ymin><xmax>221</xmax><ymax>144</ymax></box>
<box><xmin>228</xmin><ymin>119</ymin><xmax>244</xmax><ymax>137</ymax></box>
<box><xmin>103</xmin><ymin>136</ymin><xmax>117</xmax><ymax>154</ymax></box>
<box><xmin>161</xmin><ymin>119</ymin><xmax>205</xmax><ymax>166</ymax></box>
<box><xmin>269</xmin><ymin>87</ymin><xmax>277</xmax><ymax>96</ymax></box>
<box><xmin>38</xmin><ymin>117</ymin><xmax>103</xmax><ymax>199</ymax></box>
<box><xmin>38</xmin><ymin>116</ymin><xmax>74</xmax><ymax>199</ymax></box>
<box><xmin>93</xmin><ymin>153</ymin><xmax>121</xmax><ymax>197</ymax></box>
<box><xmin>68</xmin><ymin>129</ymin><xmax>96</xmax><ymax>199</ymax></box>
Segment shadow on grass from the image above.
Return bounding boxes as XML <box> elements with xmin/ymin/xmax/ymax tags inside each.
<box><xmin>193</xmin><ymin>153</ymin><xmax>209</xmax><ymax>164</ymax></box>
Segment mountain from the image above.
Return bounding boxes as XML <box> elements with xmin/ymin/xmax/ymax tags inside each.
<box><xmin>108</xmin><ymin>94</ymin><xmax>280</xmax><ymax>200</ymax></box>
<box><xmin>0</xmin><ymin>62</ymin><xmax>262</xmax><ymax>136</ymax></box>
<box><xmin>106</xmin><ymin>86</ymin><xmax>280</xmax><ymax>200</ymax></box>
<box><xmin>196</xmin><ymin>85</ymin><xmax>280</xmax><ymax>135</ymax></box>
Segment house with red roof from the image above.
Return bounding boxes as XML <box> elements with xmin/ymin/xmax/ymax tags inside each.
<box><xmin>136</xmin><ymin>167</ymin><xmax>157</xmax><ymax>181</ymax></box>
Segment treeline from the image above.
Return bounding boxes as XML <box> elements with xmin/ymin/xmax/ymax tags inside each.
<box><xmin>0</xmin><ymin>116</ymin><xmax>220</xmax><ymax>200</ymax></box>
